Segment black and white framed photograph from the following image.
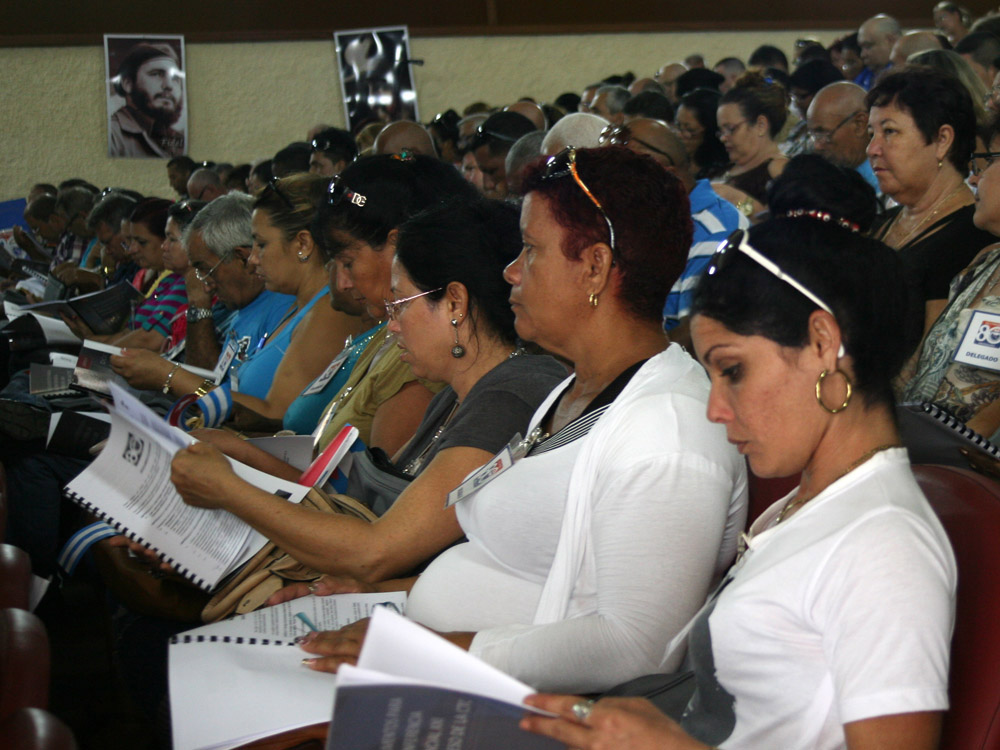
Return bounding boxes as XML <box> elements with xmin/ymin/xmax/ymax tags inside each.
<box><xmin>334</xmin><ymin>26</ymin><xmax>419</xmax><ymax>133</ymax></box>
<box><xmin>104</xmin><ymin>34</ymin><xmax>187</xmax><ymax>158</ymax></box>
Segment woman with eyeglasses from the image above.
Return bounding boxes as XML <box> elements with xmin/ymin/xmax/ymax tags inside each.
<box><xmin>674</xmin><ymin>88</ymin><xmax>729</xmax><ymax>180</ymax></box>
<box><xmin>521</xmin><ymin>157</ymin><xmax>955</xmax><ymax>750</ymax></box>
<box><xmin>868</xmin><ymin>67</ymin><xmax>994</xmax><ymax>353</ymax></box>
<box><xmin>170</xmin><ymin>194</ymin><xmax>564</xmax><ymax>591</ymax></box>
<box><xmin>714</xmin><ymin>71</ymin><xmax>789</xmax><ymax>217</ymax></box>
<box><xmin>292</xmin><ymin>146</ymin><xmax>747</xmax><ymax>695</ymax></box>
<box><xmin>900</xmin><ymin>114</ymin><xmax>1000</xmax><ymax>441</ymax></box>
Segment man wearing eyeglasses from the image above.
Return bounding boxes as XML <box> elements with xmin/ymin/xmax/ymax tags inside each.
<box><xmin>806</xmin><ymin>82</ymin><xmax>880</xmax><ymax>194</ymax></box>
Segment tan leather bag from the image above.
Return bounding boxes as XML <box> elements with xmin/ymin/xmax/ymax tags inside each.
<box><xmin>200</xmin><ymin>488</ymin><xmax>377</xmax><ymax>622</ymax></box>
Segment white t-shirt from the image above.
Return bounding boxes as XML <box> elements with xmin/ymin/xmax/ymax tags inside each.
<box><xmin>406</xmin><ymin>346</ymin><xmax>748</xmax><ymax>693</ymax></box>
<box><xmin>677</xmin><ymin>449</ymin><xmax>956</xmax><ymax>749</ymax></box>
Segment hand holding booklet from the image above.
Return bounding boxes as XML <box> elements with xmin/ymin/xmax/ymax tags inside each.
<box><xmin>169</xmin><ymin>592</ymin><xmax>407</xmax><ymax>750</ymax></box>
<box><xmin>63</xmin><ymin>383</ymin><xmax>310</xmax><ymax>591</ymax></box>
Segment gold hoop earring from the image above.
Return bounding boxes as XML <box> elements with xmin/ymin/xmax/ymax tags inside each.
<box><xmin>815</xmin><ymin>369</ymin><xmax>852</xmax><ymax>414</ymax></box>
<box><xmin>589</xmin><ymin>293</ymin><xmax>599</xmax><ymax>308</ymax></box>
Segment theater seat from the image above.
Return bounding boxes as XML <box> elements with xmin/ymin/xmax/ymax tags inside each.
<box><xmin>0</xmin><ymin>708</ymin><xmax>77</xmax><ymax>750</ymax></box>
<box><xmin>0</xmin><ymin>460</ymin><xmax>7</xmax><ymax>540</ymax></box>
<box><xmin>913</xmin><ymin>464</ymin><xmax>1000</xmax><ymax>750</ymax></box>
<box><xmin>0</xmin><ymin>544</ymin><xmax>31</xmax><ymax>610</ymax></box>
<box><xmin>0</xmin><ymin>609</ymin><xmax>49</xmax><ymax>722</ymax></box>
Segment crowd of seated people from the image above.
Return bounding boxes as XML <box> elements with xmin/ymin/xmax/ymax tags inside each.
<box><xmin>7</xmin><ymin>5</ymin><xmax>1000</xmax><ymax>747</ymax></box>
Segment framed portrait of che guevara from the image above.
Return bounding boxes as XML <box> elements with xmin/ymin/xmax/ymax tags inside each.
<box><xmin>334</xmin><ymin>26</ymin><xmax>420</xmax><ymax>134</ymax></box>
<box><xmin>104</xmin><ymin>34</ymin><xmax>187</xmax><ymax>159</ymax></box>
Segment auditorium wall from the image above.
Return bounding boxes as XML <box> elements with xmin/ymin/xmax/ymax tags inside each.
<box><xmin>0</xmin><ymin>28</ymin><xmax>846</xmax><ymax>201</ymax></box>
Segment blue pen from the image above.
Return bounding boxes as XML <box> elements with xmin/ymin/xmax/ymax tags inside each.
<box><xmin>295</xmin><ymin>612</ymin><xmax>319</xmax><ymax>632</ymax></box>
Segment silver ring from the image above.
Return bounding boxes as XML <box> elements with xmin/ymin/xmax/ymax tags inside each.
<box><xmin>571</xmin><ymin>699</ymin><xmax>595</xmax><ymax>723</ymax></box>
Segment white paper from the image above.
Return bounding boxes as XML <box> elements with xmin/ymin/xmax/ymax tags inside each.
<box><xmin>31</xmin><ymin>312</ymin><xmax>80</xmax><ymax>345</ymax></box>
<box><xmin>359</xmin><ymin>608</ymin><xmax>537</xmax><ymax>707</ymax></box>
<box><xmin>180</xmin><ymin>592</ymin><xmax>406</xmax><ymax>641</ymax></box>
<box><xmin>49</xmin><ymin>351</ymin><xmax>78</xmax><ymax>367</ymax></box>
<box><xmin>29</xmin><ymin>575</ymin><xmax>50</xmax><ymax>611</ymax></box>
<box><xmin>169</xmin><ymin>639</ymin><xmax>336</xmax><ymax>750</ymax></box>
<box><xmin>4</xmin><ymin>300</ymin><xmax>25</xmax><ymax>319</ymax></box>
<box><xmin>64</xmin><ymin>389</ymin><xmax>310</xmax><ymax>590</ymax></box>
<box><xmin>247</xmin><ymin>435</ymin><xmax>316</xmax><ymax>472</ymax></box>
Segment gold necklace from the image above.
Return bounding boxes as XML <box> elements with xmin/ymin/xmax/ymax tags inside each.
<box><xmin>775</xmin><ymin>444</ymin><xmax>902</xmax><ymax>524</ymax></box>
<box><xmin>887</xmin><ymin>183</ymin><xmax>967</xmax><ymax>249</ymax></box>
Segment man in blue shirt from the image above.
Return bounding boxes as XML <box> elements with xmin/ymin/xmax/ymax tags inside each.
<box><xmin>857</xmin><ymin>15</ymin><xmax>900</xmax><ymax>90</ymax></box>
<box><xmin>807</xmin><ymin>82</ymin><xmax>881</xmax><ymax>196</ymax></box>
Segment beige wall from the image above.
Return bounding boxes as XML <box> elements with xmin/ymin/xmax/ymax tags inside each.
<box><xmin>0</xmin><ymin>28</ymin><xmax>847</xmax><ymax>202</ymax></box>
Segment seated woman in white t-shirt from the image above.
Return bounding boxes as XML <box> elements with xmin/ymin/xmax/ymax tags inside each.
<box><xmin>522</xmin><ymin>163</ymin><xmax>957</xmax><ymax>749</ymax></box>
<box><xmin>291</xmin><ymin>146</ymin><xmax>748</xmax><ymax>693</ymax></box>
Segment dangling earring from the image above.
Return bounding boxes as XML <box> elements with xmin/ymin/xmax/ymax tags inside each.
<box><xmin>451</xmin><ymin>319</ymin><xmax>466</xmax><ymax>358</ymax></box>
<box><xmin>297</xmin><ymin>251</ymin><xmax>311</xmax><ymax>264</ymax></box>
<box><xmin>815</xmin><ymin>369</ymin><xmax>852</xmax><ymax>414</ymax></box>
<box><xmin>589</xmin><ymin>293</ymin><xmax>599</xmax><ymax>308</ymax></box>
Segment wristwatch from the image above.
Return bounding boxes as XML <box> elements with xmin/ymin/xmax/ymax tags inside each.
<box><xmin>186</xmin><ymin>307</ymin><xmax>213</xmax><ymax>323</ymax></box>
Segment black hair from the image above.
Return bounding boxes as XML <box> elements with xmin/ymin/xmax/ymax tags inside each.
<box><xmin>788</xmin><ymin>59</ymin><xmax>844</xmax><ymax>96</ymax></box>
<box><xmin>129</xmin><ymin>198</ymin><xmax>173</xmax><ymax>240</ymax></box>
<box><xmin>313</xmin><ymin>154</ymin><xmax>478</xmax><ymax>260</ymax></box>
<box><xmin>692</xmin><ymin>163</ymin><xmax>918</xmax><ymax>407</ymax></box>
<box><xmin>311</xmin><ymin>127</ymin><xmax>358</xmax><ymax>165</ymax></box>
<box><xmin>86</xmin><ymin>192</ymin><xmax>138</xmax><ymax>233</ymax></box>
<box><xmin>167</xmin><ymin>199</ymin><xmax>207</xmax><ymax>230</ymax></box>
<box><xmin>676</xmin><ymin>69</ymin><xmax>725</xmax><ymax>99</ymax></box>
<box><xmin>866</xmin><ymin>66</ymin><xmax>976</xmax><ymax>173</ymax></box>
<box><xmin>678</xmin><ymin>88</ymin><xmax>729</xmax><ymax>179</ymax></box>
<box><xmin>167</xmin><ymin>156</ymin><xmax>196</xmax><ymax>172</ymax></box>
<box><xmin>396</xmin><ymin>199</ymin><xmax>521</xmax><ymax>345</ymax></box>
<box><xmin>555</xmin><ymin>92</ymin><xmax>582</xmax><ymax>113</ymax></box>
<box><xmin>955</xmin><ymin>31</ymin><xmax>1000</xmax><ymax>67</ymax></box>
<box><xmin>622</xmin><ymin>91</ymin><xmax>675</xmax><ymax>122</ymax></box>
<box><xmin>470</xmin><ymin>111</ymin><xmax>537</xmax><ymax>156</ymax></box>
<box><xmin>225</xmin><ymin>164</ymin><xmax>251</xmax><ymax>191</ymax></box>
<box><xmin>250</xmin><ymin>159</ymin><xmax>273</xmax><ymax>183</ymax></box>
<box><xmin>766</xmin><ymin>155</ymin><xmax>878</xmax><ymax>232</ymax></box>
<box><xmin>748</xmin><ymin>44</ymin><xmax>789</xmax><ymax>71</ymax></box>
<box><xmin>58</xmin><ymin>178</ymin><xmax>98</xmax><ymax>194</ymax></box>
<box><xmin>271</xmin><ymin>142</ymin><xmax>311</xmax><ymax>178</ymax></box>
<box><xmin>721</xmin><ymin>70</ymin><xmax>788</xmax><ymax>137</ymax></box>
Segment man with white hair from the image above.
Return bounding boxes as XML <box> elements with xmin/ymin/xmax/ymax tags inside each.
<box><xmin>540</xmin><ymin>113</ymin><xmax>608</xmax><ymax>155</ymax></box>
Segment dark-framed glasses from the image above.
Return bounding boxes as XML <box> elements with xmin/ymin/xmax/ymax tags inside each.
<box><xmin>383</xmin><ymin>287</ymin><xmax>443</xmax><ymax>321</ymax></box>
<box><xmin>541</xmin><ymin>147</ymin><xmax>617</xmax><ymax>253</ymax></box>
<box><xmin>599</xmin><ymin>124</ymin><xmax>675</xmax><ymax>166</ymax></box>
<box><xmin>706</xmin><ymin>230</ymin><xmax>844</xmax><ymax>356</ymax></box>
<box><xmin>807</xmin><ymin>111</ymin><xmax>861</xmax><ymax>146</ymax></box>
<box><xmin>970</xmin><ymin>151</ymin><xmax>1000</xmax><ymax>176</ymax></box>
<box><xmin>327</xmin><ymin>175</ymin><xmax>367</xmax><ymax>208</ymax></box>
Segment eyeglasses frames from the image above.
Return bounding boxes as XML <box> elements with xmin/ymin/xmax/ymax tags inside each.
<box><xmin>194</xmin><ymin>245</ymin><xmax>250</xmax><ymax>282</ymax></box>
<box><xmin>383</xmin><ymin>287</ymin><xmax>443</xmax><ymax>321</ymax></box>
<box><xmin>264</xmin><ymin>176</ymin><xmax>294</xmax><ymax>210</ymax></box>
<box><xmin>541</xmin><ymin>147</ymin><xmax>617</xmax><ymax>254</ymax></box>
<box><xmin>970</xmin><ymin>151</ymin><xmax>1000</xmax><ymax>176</ymax></box>
<box><xmin>599</xmin><ymin>124</ymin><xmax>675</xmax><ymax>166</ymax></box>
<box><xmin>807</xmin><ymin>111</ymin><xmax>861</xmax><ymax>146</ymax></box>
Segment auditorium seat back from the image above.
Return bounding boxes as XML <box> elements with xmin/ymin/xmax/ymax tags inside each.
<box><xmin>0</xmin><ymin>707</ymin><xmax>77</xmax><ymax>750</ymax></box>
<box><xmin>0</xmin><ymin>609</ymin><xmax>49</xmax><ymax>722</ymax></box>
<box><xmin>913</xmin><ymin>464</ymin><xmax>1000</xmax><ymax>750</ymax></box>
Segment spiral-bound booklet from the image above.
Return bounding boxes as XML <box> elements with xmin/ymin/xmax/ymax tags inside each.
<box><xmin>63</xmin><ymin>383</ymin><xmax>310</xmax><ymax>591</ymax></box>
<box><xmin>169</xmin><ymin>593</ymin><xmax>406</xmax><ymax>750</ymax></box>
<box><xmin>897</xmin><ymin>401</ymin><xmax>1000</xmax><ymax>467</ymax></box>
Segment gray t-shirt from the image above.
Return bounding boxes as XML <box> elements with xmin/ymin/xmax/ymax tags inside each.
<box><xmin>394</xmin><ymin>353</ymin><xmax>567</xmax><ymax>474</ymax></box>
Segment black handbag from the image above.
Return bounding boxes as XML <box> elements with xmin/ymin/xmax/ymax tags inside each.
<box><xmin>345</xmin><ymin>446</ymin><xmax>413</xmax><ymax>516</ymax></box>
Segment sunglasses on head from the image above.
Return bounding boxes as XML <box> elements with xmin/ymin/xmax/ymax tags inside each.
<box><xmin>541</xmin><ymin>147</ymin><xmax>617</xmax><ymax>254</ymax></box>
<box><xmin>264</xmin><ymin>176</ymin><xmax>294</xmax><ymax>210</ymax></box>
<box><xmin>326</xmin><ymin>175</ymin><xmax>368</xmax><ymax>208</ymax></box>
<box><xmin>706</xmin><ymin>230</ymin><xmax>845</xmax><ymax>357</ymax></box>
<box><xmin>599</xmin><ymin>124</ymin><xmax>675</xmax><ymax>166</ymax></box>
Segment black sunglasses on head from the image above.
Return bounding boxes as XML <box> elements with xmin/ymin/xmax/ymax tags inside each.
<box><xmin>326</xmin><ymin>176</ymin><xmax>368</xmax><ymax>208</ymax></box>
<box><xmin>264</xmin><ymin>176</ymin><xmax>294</xmax><ymax>210</ymax></box>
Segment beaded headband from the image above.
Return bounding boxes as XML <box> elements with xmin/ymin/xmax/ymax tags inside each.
<box><xmin>783</xmin><ymin>208</ymin><xmax>860</xmax><ymax>233</ymax></box>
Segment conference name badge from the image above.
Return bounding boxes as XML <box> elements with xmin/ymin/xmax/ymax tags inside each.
<box><xmin>446</xmin><ymin>444</ymin><xmax>516</xmax><ymax>508</ymax></box>
<box><xmin>213</xmin><ymin>338</ymin><xmax>239</xmax><ymax>383</ymax></box>
<box><xmin>303</xmin><ymin>349</ymin><xmax>350</xmax><ymax>396</ymax></box>
<box><xmin>953</xmin><ymin>309</ymin><xmax>1000</xmax><ymax>373</ymax></box>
